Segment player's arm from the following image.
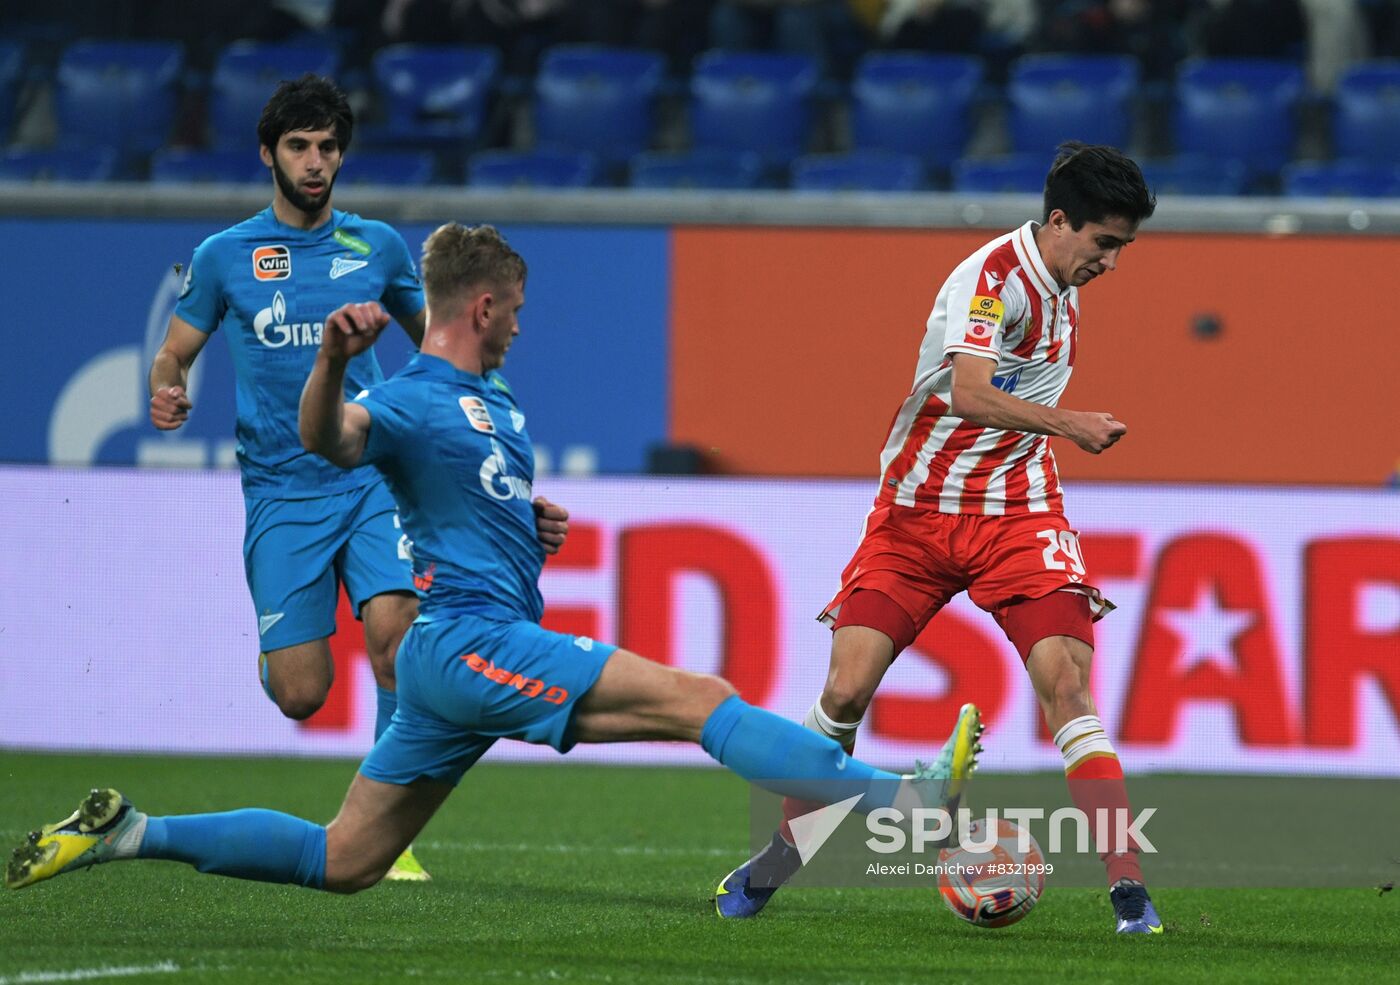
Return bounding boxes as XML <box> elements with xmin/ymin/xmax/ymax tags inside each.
<box><xmin>148</xmin><ymin>314</ymin><xmax>210</xmax><ymax>430</ymax></box>
<box><xmin>949</xmin><ymin>353</ymin><xmax>1127</xmax><ymax>454</ymax></box>
<box><xmin>300</xmin><ymin>302</ymin><xmax>391</xmax><ymax>468</ymax></box>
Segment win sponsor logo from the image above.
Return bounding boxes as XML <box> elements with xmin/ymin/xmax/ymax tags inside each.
<box><xmin>252</xmin><ymin>245</ymin><xmax>291</xmax><ymax>281</ymax></box>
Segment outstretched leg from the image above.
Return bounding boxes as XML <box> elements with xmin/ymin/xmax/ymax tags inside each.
<box><xmin>6</xmin><ymin>774</ymin><xmax>450</xmax><ymax>894</ymax></box>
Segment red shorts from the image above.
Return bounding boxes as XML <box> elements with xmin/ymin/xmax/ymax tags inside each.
<box><xmin>818</xmin><ymin>504</ymin><xmax>1113</xmax><ymax>638</ymax></box>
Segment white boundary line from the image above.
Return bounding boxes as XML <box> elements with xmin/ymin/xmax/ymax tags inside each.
<box><xmin>0</xmin><ymin>962</ymin><xmax>180</xmax><ymax>985</ymax></box>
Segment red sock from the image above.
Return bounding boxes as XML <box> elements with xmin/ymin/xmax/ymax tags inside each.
<box><xmin>1055</xmin><ymin>715</ymin><xmax>1144</xmax><ymax>887</ymax></box>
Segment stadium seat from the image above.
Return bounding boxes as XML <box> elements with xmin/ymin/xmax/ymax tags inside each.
<box><xmin>210</xmin><ymin>40</ymin><xmax>341</xmax><ymax>149</ymax></box>
<box><xmin>690</xmin><ymin>50</ymin><xmax>819</xmax><ymax>168</ymax></box>
<box><xmin>628</xmin><ymin>149</ymin><xmax>763</xmax><ymax>189</ymax></box>
<box><xmin>1138</xmin><ymin>155</ymin><xmax>1248</xmax><ymax>196</ymax></box>
<box><xmin>1281</xmin><ymin>159</ymin><xmax>1400</xmax><ymax>198</ymax></box>
<box><xmin>1333</xmin><ymin>60</ymin><xmax>1400</xmax><ymax>166</ymax></box>
<box><xmin>1007</xmin><ymin>54</ymin><xmax>1139</xmax><ymax>155</ymax></box>
<box><xmin>0</xmin><ymin>41</ymin><xmax>24</xmax><ymax>142</ymax></box>
<box><xmin>951</xmin><ymin>155</ymin><xmax>1047</xmax><ymax>194</ymax></box>
<box><xmin>368</xmin><ymin>44</ymin><xmax>499</xmax><ymax>148</ymax></box>
<box><xmin>534</xmin><ymin>45</ymin><xmax>665</xmax><ymax>167</ymax></box>
<box><xmin>0</xmin><ymin>146</ymin><xmax>117</xmax><ymax>181</ymax></box>
<box><xmin>340</xmin><ymin>150</ymin><xmax>436</xmax><ymax>185</ymax></box>
<box><xmin>850</xmin><ymin>52</ymin><xmax>983</xmax><ymax>172</ymax></box>
<box><xmin>1173</xmin><ymin>58</ymin><xmax>1304</xmax><ymax>178</ymax></box>
<box><xmin>790</xmin><ymin>151</ymin><xmax>924</xmax><ymax>192</ymax></box>
<box><xmin>55</xmin><ymin>41</ymin><xmax>184</xmax><ymax>158</ymax></box>
<box><xmin>467</xmin><ymin>149</ymin><xmax>597</xmax><ymax>189</ymax></box>
<box><xmin>149</xmin><ymin>147</ymin><xmax>265</xmax><ymax>183</ymax></box>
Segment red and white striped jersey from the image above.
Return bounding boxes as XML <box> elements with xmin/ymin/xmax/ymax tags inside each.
<box><xmin>876</xmin><ymin>221</ymin><xmax>1079</xmax><ymax>516</ymax></box>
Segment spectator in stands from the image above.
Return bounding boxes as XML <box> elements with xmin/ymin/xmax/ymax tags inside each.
<box><xmin>569</xmin><ymin>0</ymin><xmax>713</xmax><ymax>75</ymax></box>
<box><xmin>1297</xmin><ymin>0</ymin><xmax>1369</xmax><ymax>93</ymax></box>
<box><xmin>709</xmin><ymin>0</ymin><xmax>862</xmax><ymax>78</ymax></box>
<box><xmin>1187</xmin><ymin>0</ymin><xmax>1307</xmax><ymax>60</ymax></box>
<box><xmin>379</xmin><ymin>0</ymin><xmax>573</xmax><ymax>75</ymax></box>
<box><xmin>865</xmin><ymin>0</ymin><xmax>985</xmax><ymax>57</ymax></box>
<box><xmin>1039</xmin><ymin>0</ymin><xmax>1190</xmax><ymax>83</ymax></box>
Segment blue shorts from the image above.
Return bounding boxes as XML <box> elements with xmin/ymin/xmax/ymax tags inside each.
<box><xmin>360</xmin><ymin>614</ymin><xmax>615</xmax><ymax>787</ymax></box>
<box><xmin>243</xmin><ymin>481</ymin><xmax>415</xmax><ymax>652</ymax></box>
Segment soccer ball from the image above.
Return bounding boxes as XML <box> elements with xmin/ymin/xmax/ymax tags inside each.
<box><xmin>937</xmin><ymin>818</ymin><xmax>1046</xmax><ymax>928</ymax></box>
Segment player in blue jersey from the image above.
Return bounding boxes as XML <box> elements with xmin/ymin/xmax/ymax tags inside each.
<box><xmin>146</xmin><ymin>75</ymin><xmax>437</xmax><ymax>878</ymax></box>
<box><xmin>7</xmin><ymin>223</ymin><xmax>981</xmax><ymax>901</ymax></box>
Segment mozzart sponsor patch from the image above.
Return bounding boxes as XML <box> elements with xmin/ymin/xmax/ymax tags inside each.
<box><xmin>253</xmin><ymin>244</ymin><xmax>291</xmax><ymax>281</ymax></box>
<box><xmin>459</xmin><ymin>396</ymin><xmax>496</xmax><ymax>433</ymax></box>
<box><xmin>965</xmin><ymin>294</ymin><xmax>1004</xmax><ymax>345</ymax></box>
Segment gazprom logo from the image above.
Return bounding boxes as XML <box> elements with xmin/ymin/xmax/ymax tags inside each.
<box><xmin>479</xmin><ymin>438</ymin><xmax>532</xmax><ymax>502</ymax></box>
<box><xmin>253</xmin><ymin>290</ymin><xmax>323</xmax><ymax>348</ymax></box>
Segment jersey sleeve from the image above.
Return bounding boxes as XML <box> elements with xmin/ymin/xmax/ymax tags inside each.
<box><xmin>172</xmin><ymin>236</ymin><xmax>228</xmax><ymax>334</ymax></box>
<box><xmin>354</xmin><ymin>381</ymin><xmax>416</xmax><ymax>469</ymax></box>
<box><xmin>942</xmin><ymin>256</ymin><xmax>1028</xmax><ymax>363</ymax></box>
<box><xmin>379</xmin><ymin>228</ymin><xmax>425</xmax><ymax>323</ymax></box>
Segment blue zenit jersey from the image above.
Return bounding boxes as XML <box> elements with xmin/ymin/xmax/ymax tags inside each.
<box><xmin>354</xmin><ymin>354</ymin><xmax>544</xmax><ymax>623</ymax></box>
<box><xmin>175</xmin><ymin>207</ymin><xmax>425</xmax><ymax>498</ymax></box>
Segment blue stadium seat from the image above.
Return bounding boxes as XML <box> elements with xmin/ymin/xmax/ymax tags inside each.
<box><xmin>628</xmin><ymin>149</ymin><xmax>763</xmax><ymax>189</ymax></box>
<box><xmin>149</xmin><ymin>147</ymin><xmax>265</xmax><ymax>183</ymax></box>
<box><xmin>850</xmin><ymin>52</ymin><xmax>982</xmax><ymax>171</ymax></box>
<box><xmin>791</xmin><ymin>151</ymin><xmax>924</xmax><ymax>192</ymax></box>
<box><xmin>952</xmin><ymin>155</ymin><xmax>1047</xmax><ymax>194</ymax></box>
<box><xmin>55</xmin><ymin>41</ymin><xmax>184</xmax><ymax>157</ymax></box>
<box><xmin>1173</xmin><ymin>58</ymin><xmax>1304</xmax><ymax>178</ymax></box>
<box><xmin>1138</xmin><ymin>155</ymin><xmax>1248</xmax><ymax>195</ymax></box>
<box><xmin>1333</xmin><ymin>60</ymin><xmax>1400</xmax><ymax>166</ymax></box>
<box><xmin>0</xmin><ymin>147</ymin><xmax>117</xmax><ymax>181</ymax></box>
<box><xmin>534</xmin><ymin>45</ymin><xmax>665</xmax><ymax>167</ymax></box>
<box><xmin>1008</xmin><ymin>54</ymin><xmax>1139</xmax><ymax>155</ymax></box>
<box><xmin>1281</xmin><ymin>160</ymin><xmax>1400</xmax><ymax>198</ymax></box>
<box><xmin>210</xmin><ymin>41</ymin><xmax>340</xmax><ymax>149</ymax></box>
<box><xmin>467</xmin><ymin>149</ymin><xmax>597</xmax><ymax>188</ymax></box>
<box><xmin>0</xmin><ymin>41</ymin><xmax>24</xmax><ymax>142</ymax></box>
<box><xmin>341</xmin><ymin>150</ymin><xmax>436</xmax><ymax>185</ymax></box>
<box><xmin>369</xmin><ymin>44</ymin><xmax>499</xmax><ymax>147</ymax></box>
<box><xmin>690</xmin><ymin>50</ymin><xmax>819</xmax><ymax>168</ymax></box>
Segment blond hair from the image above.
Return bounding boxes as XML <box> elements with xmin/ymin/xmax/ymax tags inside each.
<box><xmin>421</xmin><ymin>223</ymin><xmax>527</xmax><ymax>319</ymax></box>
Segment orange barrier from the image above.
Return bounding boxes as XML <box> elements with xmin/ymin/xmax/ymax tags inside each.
<box><xmin>671</xmin><ymin>227</ymin><xmax>1400</xmax><ymax>485</ymax></box>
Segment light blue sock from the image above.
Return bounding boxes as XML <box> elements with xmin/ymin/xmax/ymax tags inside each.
<box><xmin>700</xmin><ymin>695</ymin><xmax>904</xmax><ymax>812</ymax></box>
<box><xmin>374</xmin><ymin>686</ymin><xmax>397</xmax><ymax>742</ymax></box>
<box><xmin>140</xmin><ymin>810</ymin><xmax>326</xmax><ymax>889</ymax></box>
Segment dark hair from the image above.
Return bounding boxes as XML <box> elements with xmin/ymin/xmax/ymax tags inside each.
<box><xmin>422</xmin><ymin>223</ymin><xmax>527</xmax><ymax>318</ymax></box>
<box><xmin>1043</xmin><ymin>142</ymin><xmax>1156</xmax><ymax>229</ymax></box>
<box><xmin>256</xmin><ymin>74</ymin><xmax>353</xmax><ymax>152</ymax></box>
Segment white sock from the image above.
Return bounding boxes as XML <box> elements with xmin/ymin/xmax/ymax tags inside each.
<box><xmin>1053</xmin><ymin>714</ymin><xmax>1117</xmax><ymax>772</ymax></box>
<box><xmin>803</xmin><ymin>701</ymin><xmax>861</xmax><ymax>752</ymax></box>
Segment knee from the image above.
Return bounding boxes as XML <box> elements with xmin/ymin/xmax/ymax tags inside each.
<box><xmin>697</xmin><ymin>673</ymin><xmax>738</xmax><ymax>709</ymax></box>
<box><xmin>1046</xmin><ymin>670</ymin><xmax>1093</xmax><ymax>722</ymax></box>
<box><xmin>322</xmin><ymin>864</ymin><xmax>386</xmax><ymax>895</ymax></box>
<box><xmin>272</xmin><ymin>683</ymin><xmax>329</xmax><ymax>721</ymax></box>
<box><xmin>821</xmin><ymin>677</ymin><xmax>876</xmax><ymax>724</ymax></box>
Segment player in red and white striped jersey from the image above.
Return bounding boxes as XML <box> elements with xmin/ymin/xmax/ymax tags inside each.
<box><xmin>716</xmin><ymin>143</ymin><xmax>1165</xmax><ymax>934</ymax></box>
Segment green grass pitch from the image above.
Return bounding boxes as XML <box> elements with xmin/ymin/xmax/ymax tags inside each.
<box><xmin>0</xmin><ymin>752</ymin><xmax>1393</xmax><ymax>984</ymax></box>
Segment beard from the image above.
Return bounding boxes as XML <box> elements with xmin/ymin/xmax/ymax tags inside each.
<box><xmin>271</xmin><ymin>156</ymin><xmax>336</xmax><ymax>215</ymax></box>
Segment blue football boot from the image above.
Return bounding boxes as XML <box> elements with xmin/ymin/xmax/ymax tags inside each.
<box><xmin>1111</xmin><ymin>882</ymin><xmax>1164</xmax><ymax>934</ymax></box>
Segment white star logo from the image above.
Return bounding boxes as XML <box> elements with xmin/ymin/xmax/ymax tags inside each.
<box><xmin>1158</xmin><ymin>586</ymin><xmax>1256</xmax><ymax>673</ymax></box>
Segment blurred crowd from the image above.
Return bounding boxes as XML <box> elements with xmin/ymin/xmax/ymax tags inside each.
<box><xmin>7</xmin><ymin>0</ymin><xmax>1399</xmax><ymax>91</ymax></box>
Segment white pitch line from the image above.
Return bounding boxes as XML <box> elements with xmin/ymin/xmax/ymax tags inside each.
<box><xmin>420</xmin><ymin>839</ymin><xmax>741</xmax><ymax>859</ymax></box>
<box><xmin>0</xmin><ymin>962</ymin><xmax>180</xmax><ymax>985</ymax></box>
